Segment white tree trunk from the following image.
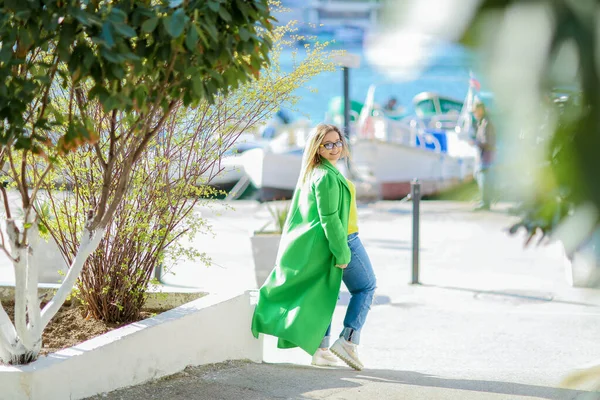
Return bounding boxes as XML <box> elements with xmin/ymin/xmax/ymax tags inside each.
<box><xmin>0</xmin><ymin>303</ymin><xmax>17</xmax><ymax>361</ymax></box>
<box><xmin>13</xmin><ymin>249</ymin><xmax>33</xmax><ymax>349</ymax></box>
<box><xmin>25</xmin><ymin>226</ymin><xmax>43</xmax><ymax>350</ymax></box>
<box><xmin>0</xmin><ymin>222</ymin><xmax>105</xmax><ymax>365</ymax></box>
<box><xmin>0</xmin><ymin>220</ymin><xmax>37</xmax><ymax>363</ymax></box>
<box><xmin>38</xmin><ymin>226</ymin><xmax>105</xmax><ymax>333</ymax></box>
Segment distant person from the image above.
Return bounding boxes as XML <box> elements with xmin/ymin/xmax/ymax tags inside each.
<box><xmin>472</xmin><ymin>100</ymin><xmax>496</xmax><ymax>211</ymax></box>
<box><xmin>382</xmin><ymin>97</ymin><xmax>406</xmax><ymax>120</ymax></box>
<box><xmin>251</xmin><ymin>123</ymin><xmax>377</xmax><ymax>371</ymax></box>
<box><xmin>384</xmin><ymin>97</ymin><xmax>398</xmax><ymax>111</ymax></box>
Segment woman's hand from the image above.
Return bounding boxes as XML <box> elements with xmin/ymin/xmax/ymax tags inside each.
<box><xmin>335</xmin><ymin>264</ymin><xmax>348</xmax><ymax>269</ymax></box>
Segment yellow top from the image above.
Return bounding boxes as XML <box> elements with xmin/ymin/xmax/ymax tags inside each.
<box><xmin>347</xmin><ymin>178</ymin><xmax>359</xmax><ymax>235</ymax></box>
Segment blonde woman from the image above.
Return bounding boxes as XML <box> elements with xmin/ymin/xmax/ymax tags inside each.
<box><xmin>251</xmin><ymin>123</ymin><xmax>376</xmax><ymax>371</ymax></box>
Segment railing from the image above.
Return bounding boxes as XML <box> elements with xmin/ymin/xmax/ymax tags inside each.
<box><xmin>354</xmin><ymin>113</ymin><xmax>443</xmax><ymax>153</ymax></box>
<box><xmin>354</xmin><ymin>83</ymin><xmax>445</xmax><ymax>152</ymax></box>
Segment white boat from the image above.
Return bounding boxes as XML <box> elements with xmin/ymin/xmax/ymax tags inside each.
<box><xmin>202</xmin><ymin>153</ymin><xmax>249</xmax><ymax>190</ymax></box>
<box><xmin>193</xmin><ymin>133</ymin><xmax>266</xmax><ymax>192</ymax></box>
<box><xmin>237</xmin><ymin>147</ymin><xmax>303</xmax><ymax>200</ymax></box>
<box><xmin>350</xmin><ymin>130</ymin><xmax>475</xmax><ymax>199</ymax></box>
<box><xmin>222</xmin><ymin>81</ymin><xmax>481</xmax><ymax>201</ymax></box>
<box><xmin>348</xmin><ymin>83</ymin><xmax>479</xmax><ymax>199</ymax></box>
<box><xmin>232</xmin><ymin>120</ymin><xmax>310</xmax><ymax>201</ymax></box>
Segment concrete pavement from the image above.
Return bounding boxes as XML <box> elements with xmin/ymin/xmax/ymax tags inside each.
<box><xmin>74</xmin><ymin>200</ymin><xmax>600</xmax><ymax>399</ymax></box>
<box><xmin>86</xmin><ymin>360</ymin><xmax>596</xmax><ymax>399</ymax></box>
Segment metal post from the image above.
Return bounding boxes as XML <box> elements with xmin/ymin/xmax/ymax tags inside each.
<box><xmin>153</xmin><ymin>263</ymin><xmax>163</xmax><ymax>283</ymax></box>
<box><xmin>411</xmin><ymin>179</ymin><xmax>421</xmax><ymax>284</ymax></box>
<box><xmin>153</xmin><ymin>221</ymin><xmax>166</xmax><ymax>284</ymax></box>
<box><xmin>343</xmin><ymin>66</ymin><xmax>350</xmax><ymax>139</ymax></box>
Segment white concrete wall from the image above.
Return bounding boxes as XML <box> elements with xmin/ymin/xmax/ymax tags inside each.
<box><xmin>0</xmin><ymin>290</ymin><xmax>263</xmax><ymax>400</ymax></box>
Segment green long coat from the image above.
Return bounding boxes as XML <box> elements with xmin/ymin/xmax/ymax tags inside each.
<box><xmin>251</xmin><ymin>159</ymin><xmax>351</xmax><ymax>355</ymax></box>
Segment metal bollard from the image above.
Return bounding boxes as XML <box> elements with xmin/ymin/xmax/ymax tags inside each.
<box><xmin>153</xmin><ymin>263</ymin><xmax>163</xmax><ymax>283</ymax></box>
<box><xmin>343</xmin><ymin>66</ymin><xmax>350</xmax><ymax>140</ymax></box>
<box><xmin>411</xmin><ymin>179</ymin><xmax>421</xmax><ymax>284</ymax></box>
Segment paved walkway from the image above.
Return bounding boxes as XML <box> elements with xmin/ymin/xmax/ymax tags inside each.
<box><xmin>72</xmin><ymin>200</ymin><xmax>600</xmax><ymax>399</ymax></box>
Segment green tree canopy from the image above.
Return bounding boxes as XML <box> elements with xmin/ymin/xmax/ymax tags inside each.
<box><xmin>0</xmin><ymin>0</ymin><xmax>274</xmax><ymax>156</ymax></box>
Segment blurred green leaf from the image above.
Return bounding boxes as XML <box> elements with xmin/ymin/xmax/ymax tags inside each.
<box><xmin>239</xmin><ymin>27</ymin><xmax>250</xmax><ymax>41</ymax></box>
<box><xmin>112</xmin><ymin>22</ymin><xmax>136</xmax><ymax>39</ymax></box>
<box><xmin>99</xmin><ymin>22</ymin><xmax>115</xmax><ymax>49</ymax></box>
<box><xmin>163</xmin><ymin>9</ymin><xmax>186</xmax><ymax>38</ymax></box>
<box><xmin>0</xmin><ymin>44</ymin><xmax>13</xmax><ymax>63</ymax></box>
<box><xmin>218</xmin><ymin>7</ymin><xmax>231</xmax><ymax>22</ymax></box>
<box><xmin>192</xmin><ymin>75</ymin><xmax>204</xmax><ymax>97</ymax></box>
<box><xmin>207</xmin><ymin>1</ymin><xmax>220</xmax><ymax>12</ymax></box>
<box><xmin>141</xmin><ymin>17</ymin><xmax>159</xmax><ymax>33</ymax></box>
<box><xmin>185</xmin><ymin>24</ymin><xmax>199</xmax><ymax>51</ymax></box>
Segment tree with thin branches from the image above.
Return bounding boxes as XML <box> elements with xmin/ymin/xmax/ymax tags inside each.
<box><xmin>0</xmin><ymin>0</ymin><xmax>274</xmax><ymax>364</ymax></box>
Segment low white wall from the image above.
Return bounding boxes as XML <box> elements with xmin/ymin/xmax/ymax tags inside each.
<box><xmin>0</xmin><ymin>290</ymin><xmax>262</xmax><ymax>400</ymax></box>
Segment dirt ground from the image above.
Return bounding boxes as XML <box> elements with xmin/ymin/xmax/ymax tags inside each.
<box><xmin>4</xmin><ymin>303</ymin><xmax>157</xmax><ymax>356</ymax></box>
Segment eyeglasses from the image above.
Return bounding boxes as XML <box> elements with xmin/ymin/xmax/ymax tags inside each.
<box><xmin>319</xmin><ymin>140</ymin><xmax>343</xmax><ymax>150</ymax></box>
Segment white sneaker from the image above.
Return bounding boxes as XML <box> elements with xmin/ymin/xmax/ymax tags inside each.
<box><xmin>311</xmin><ymin>348</ymin><xmax>339</xmax><ymax>367</ymax></box>
<box><xmin>330</xmin><ymin>338</ymin><xmax>364</xmax><ymax>371</ymax></box>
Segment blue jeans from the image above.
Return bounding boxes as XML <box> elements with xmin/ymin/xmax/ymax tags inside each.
<box><xmin>320</xmin><ymin>233</ymin><xmax>377</xmax><ymax>347</ymax></box>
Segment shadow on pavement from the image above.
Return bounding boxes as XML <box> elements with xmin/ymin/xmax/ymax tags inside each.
<box><xmin>422</xmin><ymin>284</ymin><xmax>600</xmax><ymax>308</ymax></box>
<box><xmin>86</xmin><ymin>360</ymin><xmax>599</xmax><ymax>400</ymax></box>
<box><xmin>355</xmin><ymin>367</ymin><xmax>597</xmax><ymax>400</ymax></box>
<box><xmin>338</xmin><ymin>291</ymin><xmax>391</xmax><ymax>306</ymax></box>
<box><xmin>234</xmin><ymin>363</ymin><xmax>597</xmax><ymax>400</ymax></box>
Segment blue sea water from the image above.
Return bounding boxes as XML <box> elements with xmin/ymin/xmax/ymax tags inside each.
<box><xmin>276</xmin><ymin>41</ymin><xmax>477</xmax><ymax>124</ymax></box>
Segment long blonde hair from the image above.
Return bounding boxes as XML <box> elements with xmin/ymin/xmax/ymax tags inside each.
<box><xmin>299</xmin><ymin>123</ymin><xmax>350</xmax><ymax>185</ymax></box>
